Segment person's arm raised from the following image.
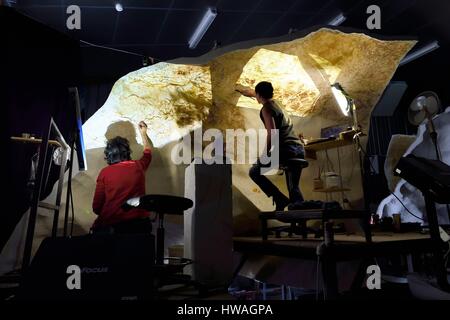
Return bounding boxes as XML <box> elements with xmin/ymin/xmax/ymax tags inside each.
<box><xmin>137</xmin><ymin>121</ymin><xmax>153</xmax><ymax>170</ymax></box>
<box><xmin>235</xmin><ymin>84</ymin><xmax>256</xmax><ymax>98</ymax></box>
<box><xmin>138</xmin><ymin>121</ymin><xmax>152</xmax><ymax>151</ymax></box>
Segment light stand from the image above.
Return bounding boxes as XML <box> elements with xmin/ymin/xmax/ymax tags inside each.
<box><xmin>331</xmin><ymin>83</ymin><xmax>368</xmax><ymax>211</ymax></box>
<box><xmin>410</xmin><ymin>94</ymin><xmax>441</xmax><ymax>161</ymax></box>
<box><xmin>409</xmin><ymin>93</ymin><xmax>450</xmax><ymax>221</ymax></box>
<box><xmin>21</xmin><ymin>118</ymin><xmax>70</xmax><ymax>270</ymax></box>
<box><xmin>331</xmin><ymin>83</ymin><xmax>359</xmax><ymax>132</ymax></box>
<box><xmin>425</xmin><ymin>110</ymin><xmax>450</xmax><ymax>223</ymax></box>
<box><xmin>63</xmin><ymin>131</ymin><xmax>76</xmax><ymax>237</ymax></box>
<box><xmin>425</xmin><ymin>109</ymin><xmax>441</xmax><ymax>161</ymax></box>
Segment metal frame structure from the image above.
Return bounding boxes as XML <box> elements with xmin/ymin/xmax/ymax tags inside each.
<box><xmin>20</xmin><ymin>118</ymin><xmax>70</xmax><ymax>270</ymax></box>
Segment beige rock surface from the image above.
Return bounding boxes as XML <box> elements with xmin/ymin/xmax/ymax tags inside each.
<box><xmin>28</xmin><ymin>28</ymin><xmax>415</xmax><ymax>256</ymax></box>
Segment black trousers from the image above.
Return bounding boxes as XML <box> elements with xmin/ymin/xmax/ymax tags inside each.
<box><xmin>92</xmin><ymin>217</ymin><xmax>152</xmax><ymax>235</ymax></box>
<box><xmin>249</xmin><ymin>144</ymin><xmax>305</xmax><ymax>203</ymax></box>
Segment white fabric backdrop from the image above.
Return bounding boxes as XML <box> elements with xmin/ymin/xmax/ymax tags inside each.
<box><xmin>377</xmin><ymin>107</ymin><xmax>450</xmax><ymax>224</ymax></box>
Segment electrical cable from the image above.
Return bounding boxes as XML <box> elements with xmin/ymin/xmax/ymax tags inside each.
<box><xmin>324</xmin><ymin>149</ymin><xmax>336</xmax><ymax>173</ymax></box>
<box><xmin>316</xmin><ymin>256</ymin><xmax>320</xmax><ymax>301</ymax></box>
<box><xmin>80</xmin><ymin>40</ymin><xmax>145</xmax><ymax>58</ymax></box>
<box><xmin>389</xmin><ymin>192</ymin><xmax>424</xmax><ymax>221</ymax></box>
<box><xmin>70</xmin><ymin>186</ymin><xmax>75</xmax><ymax>237</ymax></box>
<box><xmin>444</xmin><ymin>243</ymin><xmax>449</xmax><ymax>267</ymax></box>
<box><xmin>355</xmin><ymin>136</ymin><xmax>424</xmax><ymax>221</ymax></box>
<box><xmin>345</xmin><ymin>143</ymin><xmax>356</xmax><ymax>185</ymax></box>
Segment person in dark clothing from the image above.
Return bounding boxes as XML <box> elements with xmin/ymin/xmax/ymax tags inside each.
<box><xmin>92</xmin><ymin>121</ymin><xmax>153</xmax><ymax>234</ymax></box>
<box><xmin>237</xmin><ymin>81</ymin><xmax>305</xmax><ymax>211</ymax></box>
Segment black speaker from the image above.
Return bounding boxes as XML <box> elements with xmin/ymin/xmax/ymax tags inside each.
<box><xmin>18</xmin><ymin>234</ymin><xmax>155</xmax><ymax>301</ymax></box>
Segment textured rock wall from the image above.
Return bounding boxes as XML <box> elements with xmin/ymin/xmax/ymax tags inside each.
<box><xmin>35</xmin><ymin>28</ymin><xmax>416</xmax><ymax>248</ymax></box>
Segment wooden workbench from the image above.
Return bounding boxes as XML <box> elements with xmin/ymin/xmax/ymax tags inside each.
<box><xmin>303</xmin><ymin>130</ymin><xmax>357</xmax><ymax>160</ymax></box>
<box><xmin>233</xmin><ymin>232</ymin><xmax>434</xmax><ymax>299</ymax></box>
<box><xmin>259</xmin><ymin>209</ymin><xmax>372</xmax><ymax>242</ymax></box>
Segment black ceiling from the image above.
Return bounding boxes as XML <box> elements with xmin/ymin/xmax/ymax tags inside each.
<box><xmin>10</xmin><ymin>0</ymin><xmax>450</xmax><ymax>61</ymax></box>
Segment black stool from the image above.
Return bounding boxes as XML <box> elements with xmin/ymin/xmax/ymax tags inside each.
<box><xmin>278</xmin><ymin>157</ymin><xmax>309</xmax><ymax>206</ymax></box>
<box><xmin>279</xmin><ymin>158</ymin><xmax>309</xmax><ymax>186</ymax></box>
<box><xmin>270</xmin><ymin>158</ymin><xmax>312</xmax><ymax>237</ymax></box>
<box><xmin>124</xmin><ymin>195</ymin><xmax>200</xmax><ymax>296</ymax></box>
<box><xmin>124</xmin><ymin>195</ymin><xmax>193</xmax><ymax>265</ymax></box>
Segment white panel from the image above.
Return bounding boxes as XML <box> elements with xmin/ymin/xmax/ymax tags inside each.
<box><xmin>184</xmin><ymin>160</ymin><xmax>233</xmax><ymax>287</ymax></box>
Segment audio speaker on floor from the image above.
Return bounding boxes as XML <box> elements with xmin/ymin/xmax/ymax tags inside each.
<box><xmin>18</xmin><ymin>233</ymin><xmax>155</xmax><ymax>301</ymax></box>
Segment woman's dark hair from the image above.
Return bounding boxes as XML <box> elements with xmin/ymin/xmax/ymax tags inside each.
<box><xmin>104</xmin><ymin>136</ymin><xmax>131</xmax><ymax>165</ymax></box>
<box><xmin>255</xmin><ymin>81</ymin><xmax>274</xmax><ymax>100</ymax></box>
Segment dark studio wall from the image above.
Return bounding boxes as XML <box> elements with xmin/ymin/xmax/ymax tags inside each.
<box><xmin>0</xmin><ymin>7</ymin><xmax>147</xmax><ymax>252</ymax></box>
<box><xmin>0</xmin><ymin>6</ymin><xmax>80</xmax><ymax>251</ymax></box>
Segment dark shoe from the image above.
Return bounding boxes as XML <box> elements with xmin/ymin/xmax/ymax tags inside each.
<box><xmin>288</xmin><ymin>200</ymin><xmax>304</xmax><ymax>210</ymax></box>
<box><xmin>272</xmin><ymin>194</ymin><xmax>290</xmax><ymax>211</ymax></box>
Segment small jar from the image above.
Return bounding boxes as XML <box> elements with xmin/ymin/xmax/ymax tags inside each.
<box><xmin>324</xmin><ymin>172</ymin><xmax>341</xmax><ymax>189</ymax></box>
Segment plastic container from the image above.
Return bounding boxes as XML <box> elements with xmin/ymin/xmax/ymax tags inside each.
<box><xmin>324</xmin><ymin>172</ymin><xmax>341</xmax><ymax>189</ymax></box>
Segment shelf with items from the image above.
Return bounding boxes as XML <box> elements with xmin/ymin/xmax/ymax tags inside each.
<box><xmin>11</xmin><ymin>136</ymin><xmax>62</xmax><ymax>147</ymax></box>
<box><xmin>303</xmin><ymin>129</ymin><xmax>358</xmax><ymax>160</ymax></box>
<box><xmin>302</xmin><ymin>133</ymin><xmax>357</xmax><ymax>207</ymax></box>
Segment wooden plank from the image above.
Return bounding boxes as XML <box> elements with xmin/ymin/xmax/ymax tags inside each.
<box><xmin>11</xmin><ymin>136</ymin><xmax>61</xmax><ymax>147</ymax></box>
<box><xmin>313</xmin><ymin>187</ymin><xmax>351</xmax><ymax>193</ymax></box>
<box><xmin>304</xmin><ymin>137</ymin><xmax>353</xmax><ymax>152</ymax></box>
<box><xmin>233</xmin><ymin>236</ymin><xmax>434</xmax><ymax>260</ymax></box>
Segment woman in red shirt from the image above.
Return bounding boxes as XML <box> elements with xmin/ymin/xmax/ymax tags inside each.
<box><xmin>92</xmin><ymin>121</ymin><xmax>153</xmax><ymax>234</ymax></box>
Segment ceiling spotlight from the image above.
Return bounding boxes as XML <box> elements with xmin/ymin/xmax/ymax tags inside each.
<box><xmin>115</xmin><ymin>2</ymin><xmax>123</xmax><ymax>12</ymax></box>
<box><xmin>189</xmin><ymin>7</ymin><xmax>217</xmax><ymax>49</ymax></box>
<box><xmin>288</xmin><ymin>28</ymin><xmax>298</xmax><ymax>35</ymax></box>
<box><xmin>328</xmin><ymin>13</ymin><xmax>346</xmax><ymax>26</ymax></box>
<box><xmin>4</xmin><ymin>0</ymin><xmax>18</xmax><ymax>6</ymax></box>
<box><xmin>331</xmin><ymin>83</ymin><xmax>359</xmax><ymax>130</ymax></box>
<box><xmin>331</xmin><ymin>83</ymin><xmax>351</xmax><ymax>117</ymax></box>
<box><xmin>399</xmin><ymin>41</ymin><xmax>440</xmax><ymax>66</ymax></box>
